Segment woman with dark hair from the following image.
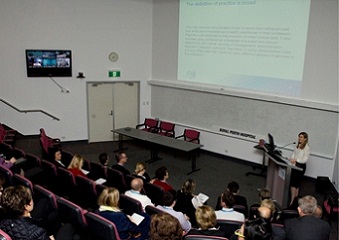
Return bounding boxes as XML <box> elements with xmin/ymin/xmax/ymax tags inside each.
<box><xmin>174</xmin><ymin>179</ymin><xmax>198</xmax><ymax>227</ymax></box>
<box><xmin>289</xmin><ymin>132</ymin><xmax>310</xmax><ymax>205</ymax></box>
<box><xmin>0</xmin><ymin>185</ymin><xmax>53</xmax><ymax>240</ymax></box>
<box><xmin>231</xmin><ymin>218</ymin><xmax>272</xmax><ymax>240</ymax></box>
<box><xmin>150</xmin><ymin>213</ymin><xmax>183</xmax><ymax>240</ymax></box>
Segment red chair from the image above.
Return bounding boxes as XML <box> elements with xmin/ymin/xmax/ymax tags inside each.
<box><xmin>157</xmin><ymin>121</ymin><xmax>175</xmax><ymax>138</ymax></box>
<box><xmin>176</xmin><ymin>129</ymin><xmax>200</xmax><ymax>144</ymax></box>
<box><xmin>136</xmin><ymin>118</ymin><xmax>159</xmax><ymax>133</ymax></box>
<box><xmin>323</xmin><ymin>191</ymin><xmax>338</xmax><ymax>222</ymax></box>
<box><xmin>85</xmin><ymin>212</ymin><xmax>121</xmax><ymax>240</ymax></box>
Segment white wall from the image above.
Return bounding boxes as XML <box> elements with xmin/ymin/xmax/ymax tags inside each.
<box><xmin>151</xmin><ymin>0</ymin><xmax>338</xmax><ymax>180</ymax></box>
<box><xmin>0</xmin><ymin>0</ymin><xmax>153</xmax><ymax>140</ymax></box>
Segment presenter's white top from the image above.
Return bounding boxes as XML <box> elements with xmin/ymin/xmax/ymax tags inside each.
<box><xmin>215</xmin><ymin>208</ymin><xmax>245</xmax><ymax>222</ymax></box>
<box><xmin>291</xmin><ymin>144</ymin><xmax>310</xmax><ymax>164</ymax></box>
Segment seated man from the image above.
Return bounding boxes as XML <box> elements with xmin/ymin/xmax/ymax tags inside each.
<box><xmin>284</xmin><ymin>195</ymin><xmax>330</xmax><ymax>240</ymax></box>
<box><xmin>111</xmin><ymin>151</ymin><xmax>130</xmax><ymax>175</ymax></box>
<box><xmin>215</xmin><ymin>181</ymin><xmax>248</xmax><ymax>217</ymax></box>
<box><xmin>215</xmin><ymin>190</ymin><xmax>245</xmax><ymax>222</ymax></box>
<box><xmin>156</xmin><ymin>191</ymin><xmax>191</xmax><ymax>233</ymax></box>
<box><xmin>98</xmin><ymin>152</ymin><xmax>109</xmax><ymax>167</ymax></box>
<box><xmin>125</xmin><ymin>178</ymin><xmax>154</xmax><ymax>211</ymax></box>
<box><xmin>152</xmin><ymin>166</ymin><xmax>174</xmax><ymax>192</ymax></box>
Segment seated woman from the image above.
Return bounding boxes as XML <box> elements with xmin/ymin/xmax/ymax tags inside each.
<box><xmin>133</xmin><ymin>162</ymin><xmax>151</xmax><ymax>183</ymax></box>
<box><xmin>174</xmin><ymin>179</ymin><xmax>198</xmax><ymax>227</ymax></box>
<box><xmin>97</xmin><ymin>187</ymin><xmax>150</xmax><ymax>240</ymax></box>
<box><xmin>230</xmin><ymin>217</ymin><xmax>272</xmax><ymax>240</ymax></box>
<box><xmin>150</xmin><ymin>213</ymin><xmax>183</xmax><ymax>240</ymax></box>
<box><xmin>67</xmin><ymin>155</ymin><xmax>88</xmax><ymax>178</ymax></box>
<box><xmin>0</xmin><ymin>185</ymin><xmax>52</xmax><ymax>240</ymax></box>
<box><xmin>185</xmin><ymin>205</ymin><xmax>226</xmax><ymax>238</ymax></box>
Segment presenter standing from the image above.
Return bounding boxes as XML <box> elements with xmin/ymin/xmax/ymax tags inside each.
<box><xmin>289</xmin><ymin>132</ymin><xmax>310</xmax><ymax>205</ymax></box>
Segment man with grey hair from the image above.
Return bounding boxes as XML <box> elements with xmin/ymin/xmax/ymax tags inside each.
<box><xmin>285</xmin><ymin>195</ymin><xmax>330</xmax><ymax>240</ymax></box>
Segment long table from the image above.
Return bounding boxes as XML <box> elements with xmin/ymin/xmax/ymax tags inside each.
<box><xmin>111</xmin><ymin>127</ymin><xmax>203</xmax><ymax>175</ymax></box>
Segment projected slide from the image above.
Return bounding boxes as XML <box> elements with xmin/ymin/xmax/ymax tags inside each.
<box><xmin>178</xmin><ymin>0</ymin><xmax>311</xmax><ymax>97</ymax></box>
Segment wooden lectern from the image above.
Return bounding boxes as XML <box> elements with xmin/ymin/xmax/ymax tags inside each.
<box><xmin>265</xmin><ymin>150</ymin><xmax>302</xmax><ymax>207</ymax></box>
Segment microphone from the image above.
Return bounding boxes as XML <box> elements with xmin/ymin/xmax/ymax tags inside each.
<box><xmin>274</xmin><ymin>142</ymin><xmax>296</xmax><ymax>156</ymax></box>
<box><xmin>280</xmin><ymin>142</ymin><xmax>296</xmax><ymax>149</ymax></box>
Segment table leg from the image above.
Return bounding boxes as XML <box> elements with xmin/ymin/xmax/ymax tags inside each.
<box><xmin>187</xmin><ymin>150</ymin><xmax>200</xmax><ymax>175</ymax></box>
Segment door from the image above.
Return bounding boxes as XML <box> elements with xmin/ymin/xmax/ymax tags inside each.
<box><xmin>87</xmin><ymin>82</ymin><xmax>139</xmax><ymax>142</ymax></box>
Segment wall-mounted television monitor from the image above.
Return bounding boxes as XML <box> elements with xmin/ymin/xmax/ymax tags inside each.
<box><xmin>26</xmin><ymin>50</ymin><xmax>72</xmax><ymax>77</ymax></box>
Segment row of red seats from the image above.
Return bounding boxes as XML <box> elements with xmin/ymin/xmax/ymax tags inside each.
<box><xmin>136</xmin><ymin>118</ymin><xmax>200</xmax><ymax>143</ymax></box>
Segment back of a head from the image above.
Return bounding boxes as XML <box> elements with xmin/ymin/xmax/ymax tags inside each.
<box><xmin>135</xmin><ymin>162</ymin><xmax>146</xmax><ymax>174</ymax></box>
<box><xmin>298</xmin><ymin>195</ymin><xmax>317</xmax><ymax>215</ymax></box>
<box><xmin>99</xmin><ymin>152</ymin><xmax>108</xmax><ymax>166</ymax></box>
<box><xmin>244</xmin><ymin>218</ymin><xmax>272</xmax><ymax>240</ymax></box>
<box><xmin>195</xmin><ymin>205</ymin><xmax>217</xmax><ymax>230</ymax></box>
<box><xmin>155</xmin><ymin>166</ymin><xmax>167</xmax><ymax>181</ymax></box>
<box><xmin>1</xmin><ymin>185</ymin><xmax>32</xmax><ymax>218</ymax></box>
<box><xmin>221</xmin><ymin>190</ymin><xmax>235</xmax><ymax>208</ymax></box>
<box><xmin>260</xmin><ymin>199</ymin><xmax>275</xmax><ymax>216</ymax></box>
<box><xmin>181</xmin><ymin>179</ymin><xmax>196</xmax><ymax>195</ymax></box>
<box><xmin>115</xmin><ymin>151</ymin><xmax>125</xmax><ymax>163</ymax></box>
<box><xmin>228</xmin><ymin>181</ymin><xmax>240</xmax><ymax>194</ymax></box>
<box><xmin>97</xmin><ymin>187</ymin><xmax>120</xmax><ymax>208</ymax></box>
<box><xmin>68</xmin><ymin>154</ymin><xmax>83</xmax><ymax>169</ymax></box>
<box><xmin>150</xmin><ymin>213</ymin><xmax>183</xmax><ymax>240</ymax></box>
<box><xmin>162</xmin><ymin>191</ymin><xmax>176</xmax><ymax>207</ymax></box>
<box><xmin>259</xmin><ymin>189</ymin><xmax>271</xmax><ymax>201</ymax></box>
<box><xmin>131</xmin><ymin>178</ymin><xmax>143</xmax><ymax>191</ymax></box>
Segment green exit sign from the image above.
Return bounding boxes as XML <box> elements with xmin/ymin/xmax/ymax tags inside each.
<box><xmin>108</xmin><ymin>70</ymin><xmax>121</xmax><ymax>78</ymax></box>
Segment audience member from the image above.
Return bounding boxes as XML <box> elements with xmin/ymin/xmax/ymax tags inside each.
<box><xmin>97</xmin><ymin>187</ymin><xmax>150</xmax><ymax>240</ymax></box>
<box><xmin>260</xmin><ymin>199</ymin><xmax>277</xmax><ymax>222</ymax></box>
<box><xmin>257</xmin><ymin>206</ymin><xmax>285</xmax><ymax>240</ymax></box>
<box><xmin>284</xmin><ymin>195</ymin><xmax>330</xmax><ymax>240</ymax></box>
<box><xmin>133</xmin><ymin>162</ymin><xmax>151</xmax><ymax>183</ymax></box>
<box><xmin>111</xmin><ymin>151</ymin><xmax>130</xmax><ymax>175</ymax></box>
<box><xmin>314</xmin><ymin>204</ymin><xmax>323</xmax><ymax>218</ymax></box>
<box><xmin>150</xmin><ymin>213</ymin><xmax>183</xmax><ymax>240</ymax></box>
<box><xmin>0</xmin><ymin>185</ymin><xmax>75</xmax><ymax>240</ymax></box>
<box><xmin>186</xmin><ymin>205</ymin><xmax>226</xmax><ymax>238</ymax></box>
<box><xmin>231</xmin><ymin>217</ymin><xmax>272</xmax><ymax>240</ymax></box>
<box><xmin>174</xmin><ymin>179</ymin><xmax>198</xmax><ymax>227</ymax></box>
<box><xmin>152</xmin><ymin>166</ymin><xmax>174</xmax><ymax>192</ymax></box>
<box><xmin>98</xmin><ymin>152</ymin><xmax>109</xmax><ymax>167</ymax></box>
<box><xmin>67</xmin><ymin>154</ymin><xmax>88</xmax><ymax>178</ymax></box>
<box><xmin>125</xmin><ymin>178</ymin><xmax>154</xmax><ymax>211</ymax></box>
<box><xmin>156</xmin><ymin>191</ymin><xmax>191</xmax><ymax>232</ymax></box>
<box><xmin>0</xmin><ymin>151</ymin><xmax>24</xmax><ymax>175</ymax></box>
<box><xmin>216</xmin><ymin>181</ymin><xmax>248</xmax><ymax>217</ymax></box>
<box><xmin>215</xmin><ymin>190</ymin><xmax>245</xmax><ymax>222</ymax></box>
<box><xmin>49</xmin><ymin>148</ymin><xmax>67</xmax><ymax>168</ymax></box>
<box><xmin>250</xmin><ymin>188</ymin><xmax>282</xmax><ymax>220</ymax></box>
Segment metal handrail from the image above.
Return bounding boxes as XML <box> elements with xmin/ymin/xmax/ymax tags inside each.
<box><xmin>0</xmin><ymin>98</ymin><xmax>60</xmax><ymax>121</ymax></box>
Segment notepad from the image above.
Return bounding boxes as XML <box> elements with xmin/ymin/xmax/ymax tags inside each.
<box><xmin>130</xmin><ymin>213</ymin><xmax>145</xmax><ymax>226</ymax></box>
<box><xmin>192</xmin><ymin>193</ymin><xmax>209</xmax><ymax>209</ymax></box>
<box><xmin>95</xmin><ymin>178</ymin><xmax>107</xmax><ymax>184</ymax></box>
<box><xmin>81</xmin><ymin>169</ymin><xmax>89</xmax><ymax>175</ymax></box>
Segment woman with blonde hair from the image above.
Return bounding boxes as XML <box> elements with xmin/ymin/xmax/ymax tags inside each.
<box><xmin>133</xmin><ymin>162</ymin><xmax>151</xmax><ymax>183</ymax></box>
<box><xmin>97</xmin><ymin>187</ymin><xmax>150</xmax><ymax>240</ymax></box>
<box><xmin>185</xmin><ymin>205</ymin><xmax>225</xmax><ymax>238</ymax></box>
<box><xmin>67</xmin><ymin>155</ymin><xmax>87</xmax><ymax>178</ymax></box>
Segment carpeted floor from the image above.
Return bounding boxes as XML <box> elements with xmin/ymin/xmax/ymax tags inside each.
<box><xmin>14</xmin><ymin>134</ymin><xmax>338</xmax><ymax>239</ymax></box>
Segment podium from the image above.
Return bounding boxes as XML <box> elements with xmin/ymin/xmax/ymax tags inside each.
<box><xmin>265</xmin><ymin>150</ymin><xmax>302</xmax><ymax>207</ymax></box>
